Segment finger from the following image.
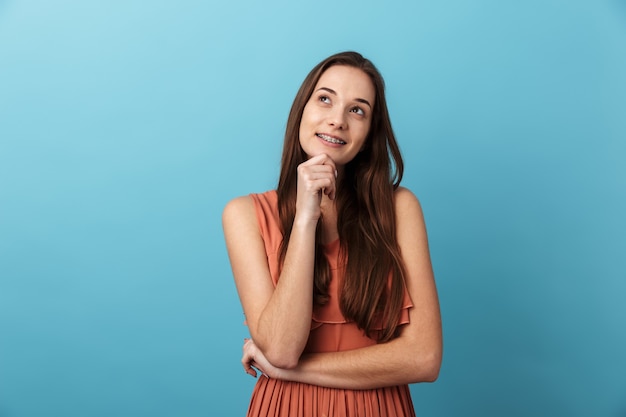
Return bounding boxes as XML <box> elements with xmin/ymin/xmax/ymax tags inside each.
<box><xmin>243</xmin><ymin>361</ymin><xmax>257</xmax><ymax>377</ymax></box>
<box><xmin>303</xmin><ymin>181</ymin><xmax>335</xmax><ymax>197</ymax></box>
<box><xmin>301</xmin><ymin>173</ymin><xmax>337</xmax><ymax>187</ymax></box>
<box><xmin>302</xmin><ymin>153</ymin><xmax>336</xmax><ymax>169</ymax></box>
<box><xmin>302</xmin><ymin>159</ymin><xmax>336</xmax><ymax>172</ymax></box>
<box><xmin>324</xmin><ymin>186</ymin><xmax>336</xmax><ymax>201</ymax></box>
<box><xmin>298</xmin><ymin>174</ymin><xmax>335</xmax><ymax>193</ymax></box>
<box><xmin>301</xmin><ymin>153</ymin><xmax>329</xmax><ymax>165</ymax></box>
<box><xmin>310</xmin><ymin>179</ymin><xmax>335</xmax><ymax>196</ymax></box>
<box><xmin>327</xmin><ymin>184</ymin><xmax>336</xmax><ymax>201</ymax></box>
<box><xmin>250</xmin><ymin>361</ymin><xmax>266</xmax><ymax>378</ymax></box>
<box><xmin>300</xmin><ymin>163</ymin><xmax>336</xmax><ymax>181</ymax></box>
<box><xmin>297</xmin><ymin>165</ymin><xmax>335</xmax><ymax>182</ymax></box>
<box><xmin>242</xmin><ymin>355</ymin><xmax>258</xmax><ymax>377</ymax></box>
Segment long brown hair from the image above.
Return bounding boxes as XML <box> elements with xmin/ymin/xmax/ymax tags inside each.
<box><xmin>276</xmin><ymin>51</ymin><xmax>406</xmax><ymax>342</ymax></box>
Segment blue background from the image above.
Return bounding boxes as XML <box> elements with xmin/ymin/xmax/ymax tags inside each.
<box><xmin>1</xmin><ymin>1</ymin><xmax>625</xmax><ymax>416</ymax></box>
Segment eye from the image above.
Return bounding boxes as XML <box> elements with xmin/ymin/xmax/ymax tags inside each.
<box><xmin>350</xmin><ymin>106</ymin><xmax>365</xmax><ymax>116</ymax></box>
<box><xmin>319</xmin><ymin>95</ymin><xmax>331</xmax><ymax>104</ymax></box>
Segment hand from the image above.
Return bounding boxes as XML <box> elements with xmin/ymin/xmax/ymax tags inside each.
<box><xmin>242</xmin><ymin>338</ymin><xmax>285</xmax><ymax>380</ymax></box>
<box><xmin>295</xmin><ymin>154</ymin><xmax>337</xmax><ymax>223</ymax></box>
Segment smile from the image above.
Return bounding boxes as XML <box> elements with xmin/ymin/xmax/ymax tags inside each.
<box><xmin>316</xmin><ymin>133</ymin><xmax>346</xmax><ymax>145</ymax></box>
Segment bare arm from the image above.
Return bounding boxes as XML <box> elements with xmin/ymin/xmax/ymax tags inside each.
<box><xmin>242</xmin><ymin>187</ymin><xmax>442</xmax><ymax>388</ymax></box>
<box><xmin>223</xmin><ymin>154</ymin><xmax>337</xmax><ymax>369</ymax></box>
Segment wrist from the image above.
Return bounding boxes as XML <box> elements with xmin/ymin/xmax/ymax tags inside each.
<box><xmin>292</xmin><ymin>214</ymin><xmax>319</xmax><ymax>231</ymax></box>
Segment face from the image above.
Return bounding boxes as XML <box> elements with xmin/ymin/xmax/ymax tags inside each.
<box><xmin>299</xmin><ymin>65</ymin><xmax>375</xmax><ymax>167</ymax></box>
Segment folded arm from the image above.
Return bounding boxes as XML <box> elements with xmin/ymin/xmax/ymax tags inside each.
<box><xmin>242</xmin><ymin>188</ymin><xmax>443</xmax><ymax>389</ymax></box>
<box><xmin>224</xmin><ymin>155</ymin><xmax>338</xmax><ymax>369</ymax></box>
<box><xmin>223</xmin><ymin>195</ymin><xmax>316</xmax><ymax>369</ymax></box>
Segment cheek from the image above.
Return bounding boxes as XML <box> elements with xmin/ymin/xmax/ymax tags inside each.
<box><xmin>358</xmin><ymin>124</ymin><xmax>371</xmax><ymax>145</ymax></box>
<box><xmin>301</xmin><ymin>105</ymin><xmax>318</xmax><ymax>125</ymax></box>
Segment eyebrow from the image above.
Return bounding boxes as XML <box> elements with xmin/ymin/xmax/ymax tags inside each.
<box><xmin>316</xmin><ymin>87</ymin><xmax>372</xmax><ymax>109</ymax></box>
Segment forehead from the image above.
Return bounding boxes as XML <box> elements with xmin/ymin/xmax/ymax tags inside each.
<box><xmin>315</xmin><ymin>65</ymin><xmax>376</xmax><ymax>105</ymax></box>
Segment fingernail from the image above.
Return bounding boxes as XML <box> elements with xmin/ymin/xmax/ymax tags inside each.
<box><xmin>335</xmin><ymin>170</ymin><xmax>338</xmax><ymax>178</ymax></box>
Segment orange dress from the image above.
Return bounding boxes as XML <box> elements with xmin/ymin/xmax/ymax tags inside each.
<box><xmin>248</xmin><ymin>190</ymin><xmax>415</xmax><ymax>417</ymax></box>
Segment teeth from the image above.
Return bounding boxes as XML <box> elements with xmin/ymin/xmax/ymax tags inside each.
<box><xmin>317</xmin><ymin>134</ymin><xmax>346</xmax><ymax>144</ymax></box>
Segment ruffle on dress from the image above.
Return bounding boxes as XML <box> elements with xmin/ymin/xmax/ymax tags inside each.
<box><xmin>311</xmin><ymin>238</ymin><xmax>414</xmax><ymax>332</ymax></box>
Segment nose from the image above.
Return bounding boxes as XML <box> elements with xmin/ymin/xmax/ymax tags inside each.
<box><xmin>327</xmin><ymin>108</ymin><xmax>346</xmax><ymax>129</ymax></box>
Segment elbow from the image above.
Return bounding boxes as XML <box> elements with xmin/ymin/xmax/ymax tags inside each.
<box><xmin>251</xmin><ymin>332</ymin><xmax>304</xmax><ymax>370</ymax></box>
<box><xmin>411</xmin><ymin>351</ymin><xmax>442</xmax><ymax>383</ymax></box>
<box><xmin>265</xmin><ymin>352</ymin><xmax>300</xmax><ymax>370</ymax></box>
<box><xmin>422</xmin><ymin>353</ymin><xmax>441</xmax><ymax>382</ymax></box>
<box><xmin>422</xmin><ymin>358</ymin><xmax>441</xmax><ymax>383</ymax></box>
<box><xmin>263</xmin><ymin>347</ymin><xmax>301</xmax><ymax>370</ymax></box>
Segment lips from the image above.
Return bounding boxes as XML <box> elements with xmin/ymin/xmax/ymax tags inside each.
<box><xmin>316</xmin><ymin>133</ymin><xmax>346</xmax><ymax>145</ymax></box>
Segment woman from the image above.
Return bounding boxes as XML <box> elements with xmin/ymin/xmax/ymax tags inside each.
<box><xmin>223</xmin><ymin>51</ymin><xmax>442</xmax><ymax>417</ymax></box>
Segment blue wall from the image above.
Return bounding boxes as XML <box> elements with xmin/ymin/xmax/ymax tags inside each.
<box><xmin>1</xmin><ymin>1</ymin><xmax>624</xmax><ymax>416</ymax></box>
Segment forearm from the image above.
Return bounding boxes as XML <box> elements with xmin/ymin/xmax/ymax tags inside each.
<box><xmin>278</xmin><ymin>336</ymin><xmax>441</xmax><ymax>390</ymax></box>
<box><xmin>254</xmin><ymin>220</ymin><xmax>317</xmax><ymax>367</ymax></box>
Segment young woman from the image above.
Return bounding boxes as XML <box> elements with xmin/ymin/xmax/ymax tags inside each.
<box><xmin>223</xmin><ymin>51</ymin><xmax>442</xmax><ymax>417</ymax></box>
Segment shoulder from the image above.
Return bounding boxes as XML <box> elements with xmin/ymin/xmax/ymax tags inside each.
<box><xmin>222</xmin><ymin>190</ymin><xmax>281</xmax><ymax>246</ymax></box>
<box><xmin>222</xmin><ymin>196</ymin><xmax>258</xmax><ymax>245</ymax></box>
<box><xmin>223</xmin><ymin>190</ymin><xmax>277</xmax><ymax>221</ymax></box>
<box><xmin>222</xmin><ymin>195</ymin><xmax>255</xmax><ymax>223</ymax></box>
<box><xmin>394</xmin><ymin>186</ymin><xmax>424</xmax><ymax>218</ymax></box>
<box><xmin>393</xmin><ymin>186</ymin><xmax>428</xmax><ymax>240</ymax></box>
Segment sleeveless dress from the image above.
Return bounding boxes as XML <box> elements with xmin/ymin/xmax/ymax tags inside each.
<box><xmin>248</xmin><ymin>190</ymin><xmax>416</xmax><ymax>417</ymax></box>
